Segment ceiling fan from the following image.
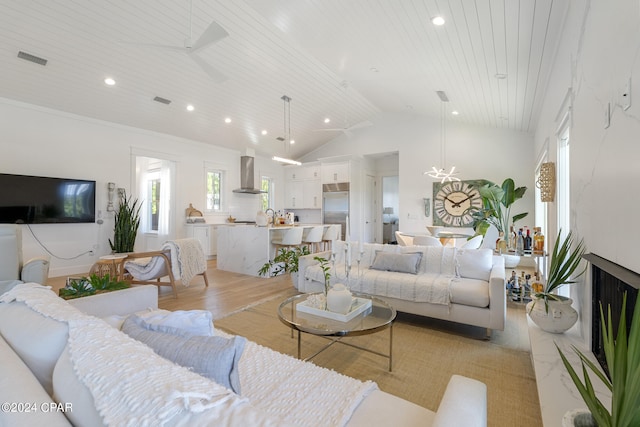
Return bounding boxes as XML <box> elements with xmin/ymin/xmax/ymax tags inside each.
<box><xmin>313</xmin><ymin>81</ymin><xmax>373</xmax><ymax>138</ymax></box>
<box><xmin>125</xmin><ymin>0</ymin><xmax>229</xmax><ymax>83</ymax></box>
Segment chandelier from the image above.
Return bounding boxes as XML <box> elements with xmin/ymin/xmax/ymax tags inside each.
<box><xmin>272</xmin><ymin>95</ymin><xmax>301</xmax><ymax>166</ymax></box>
<box><xmin>425</xmin><ymin>91</ymin><xmax>460</xmax><ymax>182</ymax></box>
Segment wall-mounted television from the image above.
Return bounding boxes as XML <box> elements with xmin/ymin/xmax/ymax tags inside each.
<box><xmin>0</xmin><ymin>173</ymin><xmax>96</xmax><ymax>224</ymax></box>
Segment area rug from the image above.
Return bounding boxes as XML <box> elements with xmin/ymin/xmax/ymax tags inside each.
<box><xmin>215</xmin><ymin>295</ymin><xmax>542</xmax><ymax>427</ymax></box>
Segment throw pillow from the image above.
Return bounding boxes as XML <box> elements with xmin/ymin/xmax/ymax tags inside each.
<box><xmin>135</xmin><ymin>308</ymin><xmax>214</xmax><ymax>337</ymax></box>
<box><xmin>122</xmin><ymin>315</ymin><xmax>245</xmax><ymax>394</ymax></box>
<box><xmin>456</xmin><ymin>248</ymin><xmax>493</xmax><ymax>281</ymax></box>
<box><xmin>370</xmin><ymin>251</ymin><xmax>423</xmax><ymax>274</ymax></box>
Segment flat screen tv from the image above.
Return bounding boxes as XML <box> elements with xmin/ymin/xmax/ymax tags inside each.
<box><xmin>0</xmin><ymin>173</ymin><xmax>96</xmax><ymax>224</ymax></box>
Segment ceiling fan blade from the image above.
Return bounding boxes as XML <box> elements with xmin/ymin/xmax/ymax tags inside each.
<box><xmin>191</xmin><ymin>21</ymin><xmax>229</xmax><ymax>52</ymax></box>
<box><xmin>347</xmin><ymin>120</ymin><xmax>373</xmax><ymax>131</ymax></box>
<box><xmin>189</xmin><ymin>54</ymin><xmax>227</xmax><ymax>83</ymax></box>
<box><xmin>121</xmin><ymin>41</ymin><xmax>185</xmax><ymax>52</ymax></box>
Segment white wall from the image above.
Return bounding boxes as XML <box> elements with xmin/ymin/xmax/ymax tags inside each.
<box><xmin>0</xmin><ymin>98</ymin><xmax>284</xmax><ymax>276</ymax></box>
<box><xmin>533</xmin><ymin>0</ymin><xmax>640</xmax><ymax>344</ymax></box>
<box><xmin>302</xmin><ymin>111</ymin><xmax>535</xmax><ymax>235</ymax></box>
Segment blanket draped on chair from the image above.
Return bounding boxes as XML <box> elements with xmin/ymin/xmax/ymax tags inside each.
<box><xmin>164</xmin><ymin>239</ymin><xmax>207</xmax><ymax>286</ymax></box>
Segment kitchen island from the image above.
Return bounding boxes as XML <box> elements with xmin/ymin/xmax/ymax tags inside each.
<box><xmin>217</xmin><ymin>224</ymin><xmax>340</xmax><ymax>277</ymax></box>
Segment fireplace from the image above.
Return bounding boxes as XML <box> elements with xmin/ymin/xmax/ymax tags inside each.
<box><xmin>585</xmin><ymin>254</ymin><xmax>640</xmax><ymax>377</ymax></box>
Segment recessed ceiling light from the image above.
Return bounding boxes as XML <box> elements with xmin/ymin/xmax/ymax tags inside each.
<box><xmin>261</xmin><ymin>130</ymin><xmax>267</xmax><ymax>135</ymax></box>
<box><xmin>104</xmin><ymin>77</ymin><xmax>116</xmax><ymax>86</ymax></box>
<box><xmin>431</xmin><ymin>16</ymin><xmax>445</xmax><ymax>26</ymax></box>
<box><xmin>224</xmin><ymin>117</ymin><xmax>232</xmax><ymax>123</ymax></box>
<box><xmin>495</xmin><ymin>73</ymin><xmax>508</xmax><ymax>79</ymax></box>
<box><xmin>324</xmin><ymin>118</ymin><xmax>331</xmax><ymax>123</ymax></box>
<box><xmin>186</xmin><ymin>104</ymin><xmax>195</xmax><ymax>112</ymax></box>
<box><xmin>451</xmin><ymin>110</ymin><xmax>459</xmax><ymax>115</ymax></box>
<box><xmin>289</xmin><ymin>139</ymin><xmax>295</xmax><ymax>144</ymax></box>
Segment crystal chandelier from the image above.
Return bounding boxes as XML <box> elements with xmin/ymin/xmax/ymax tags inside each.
<box><xmin>425</xmin><ymin>91</ymin><xmax>460</xmax><ymax>182</ymax></box>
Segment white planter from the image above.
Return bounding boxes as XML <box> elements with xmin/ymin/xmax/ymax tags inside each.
<box><xmin>527</xmin><ymin>295</ymin><xmax>578</xmax><ymax>333</ymax></box>
<box><xmin>327</xmin><ymin>283</ymin><xmax>352</xmax><ymax>314</ymax></box>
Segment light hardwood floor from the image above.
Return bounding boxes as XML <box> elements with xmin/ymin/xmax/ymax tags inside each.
<box><xmin>46</xmin><ymin>259</ymin><xmax>296</xmax><ymax>319</ymax></box>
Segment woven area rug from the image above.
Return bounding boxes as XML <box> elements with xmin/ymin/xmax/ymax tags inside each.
<box><xmin>215</xmin><ymin>295</ymin><xmax>542</xmax><ymax>427</ymax></box>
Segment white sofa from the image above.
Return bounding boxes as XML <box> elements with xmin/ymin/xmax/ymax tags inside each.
<box><xmin>0</xmin><ymin>284</ymin><xmax>487</xmax><ymax>427</ymax></box>
<box><xmin>298</xmin><ymin>241</ymin><xmax>506</xmax><ymax>334</ymax></box>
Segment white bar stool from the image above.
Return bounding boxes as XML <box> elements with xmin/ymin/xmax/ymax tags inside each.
<box><xmin>321</xmin><ymin>224</ymin><xmax>340</xmax><ymax>252</ymax></box>
<box><xmin>302</xmin><ymin>226</ymin><xmax>324</xmax><ymax>253</ymax></box>
<box><xmin>271</xmin><ymin>227</ymin><xmax>304</xmax><ymax>253</ymax></box>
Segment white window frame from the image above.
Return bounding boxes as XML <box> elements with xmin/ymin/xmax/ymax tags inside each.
<box><xmin>556</xmin><ymin>113</ymin><xmax>571</xmax><ymax>297</ymax></box>
<box><xmin>261</xmin><ymin>175</ymin><xmax>274</xmax><ymax>211</ymax></box>
<box><xmin>205</xmin><ymin>167</ymin><xmax>225</xmax><ymax>213</ymax></box>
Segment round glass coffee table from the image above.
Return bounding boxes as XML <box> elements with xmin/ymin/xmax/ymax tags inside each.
<box><xmin>278</xmin><ymin>293</ymin><xmax>396</xmax><ymax>371</ymax></box>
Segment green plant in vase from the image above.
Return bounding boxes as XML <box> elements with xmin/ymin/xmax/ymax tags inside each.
<box><xmin>314</xmin><ymin>256</ymin><xmax>331</xmax><ymax>296</ymax></box>
<box><xmin>471</xmin><ymin>178</ymin><xmax>528</xmax><ymax>244</ymax></box>
<box><xmin>258</xmin><ymin>246</ymin><xmax>311</xmax><ymax>277</ymax></box>
<box><xmin>556</xmin><ymin>292</ymin><xmax>640</xmax><ymax>427</ymax></box>
<box><xmin>109</xmin><ymin>191</ymin><xmax>141</xmax><ymax>253</ymax></box>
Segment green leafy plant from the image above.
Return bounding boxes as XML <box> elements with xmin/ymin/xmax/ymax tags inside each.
<box><xmin>471</xmin><ymin>178</ymin><xmax>528</xmax><ymax>236</ymax></box>
<box><xmin>556</xmin><ymin>292</ymin><xmax>640</xmax><ymax>427</ymax></box>
<box><xmin>530</xmin><ymin>229</ymin><xmax>586</xmax><ymax>313</ymax></box>
<box><xmin>59</xmin><ymin>273</ymin><xmax>128</xmax><ymax>299</ymax></box>
<box><xmin>258</xmin><ymin>246</ymin><xmax>311</xmax><ymax>277</ymax></box>
<box><xmin>109</xmin><ymin>191</ymin><xmax>141</xmax><ymax>253</ymax></box>
<box><xmin>314</xmin><ymin>256</ymin><xmax>331</xmax><ymax>295</ymax></box>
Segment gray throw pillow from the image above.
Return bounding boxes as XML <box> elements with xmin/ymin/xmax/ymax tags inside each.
<box><xmin>370</xmin><ymin>251</ymin><xmax>423</xmax><ymax>274</ymax></box>
<box><xmin>122</xmin><ymin>315</ymin><xmax>245</xmax><ymax>394</ymax></box>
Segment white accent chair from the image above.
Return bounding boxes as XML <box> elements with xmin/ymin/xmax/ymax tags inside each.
<box><xmin>480</xmin><ymin>225</ymin><xmax>499</xmax><ymax>250</ymax></box>
<box><xmin>413</xmin><ymin>235</ymin><xmax>443</xmax><ymax>247</ymax></box>
<box><xmin>0</xmin><ymin>225</ymin><xmax>50</xmax><ymax>294</ymax></box>
<box><xmin>321</xmin><ymin>224</ymin><xmax>340</xmax><ymax>251</ymax></box>
<box><xmin>395</xmin><ymin>231</ymin><xmax>414</xmax><ymax>246</ymax></box>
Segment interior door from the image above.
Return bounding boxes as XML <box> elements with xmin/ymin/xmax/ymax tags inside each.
<box><xmin>364</xmin><ymin>174</ymin><xmax>376</xmax><ymax>243</ymax></box>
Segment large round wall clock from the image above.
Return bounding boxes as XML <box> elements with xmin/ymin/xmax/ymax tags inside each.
<box><xmin>432</xmin><ymin>180</ymin><xmax>486</xmax><ymax>227</ymax></box>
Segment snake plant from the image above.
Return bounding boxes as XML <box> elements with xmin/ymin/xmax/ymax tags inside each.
<box><xmin>108</xmin><ymin>191</ymin><xmax>141</xmax><ymax>253</ymax></box>
<box><xmin>556</xmin><ymin>292</ymin><xmax>640</xmax><ymax>427</ymax></box>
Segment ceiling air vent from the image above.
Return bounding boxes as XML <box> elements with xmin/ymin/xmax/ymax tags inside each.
<box><xmin>17</xmin><ymin>51</ymin><xmax>48</xmax><ymax>66</ymax></box>
<box><xmin>153</xmin><ymin>96</ymin><xmax>172</xmax><ymax>105</ymax></box>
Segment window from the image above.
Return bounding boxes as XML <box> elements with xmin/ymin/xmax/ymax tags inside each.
<box><xmin>148</xmin><ymin>177</ymin><xmax>161</xmax><ymax>231</ymax></box>
<box><xmin>556</xmin><ymin>120</ymin><xmax>570</xmax><ymax>297</ymax></box>
<box><xmin>261</xmin><ymin>176</ymin><xmax>273</xmax><ymax>211</ymax></box>
<box><xmin>206</xmin><ymin>169</ymin><xmax>224</xmax><ymax>212</ymax></box>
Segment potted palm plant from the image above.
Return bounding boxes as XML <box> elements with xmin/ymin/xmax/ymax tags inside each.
<box><xmin>109</xmin><ymin>191</ymin><xmax>141</xmax><ymax>254</ymax></box>
<box><xmin>527</xmin><ymin>229</ymin><xmax>586</xmax><ymax>333</ymax></box>
<box><xmin>556</xmin><ymin>292</ymin><xmax>640</xmax><ymax>427</ymax></box>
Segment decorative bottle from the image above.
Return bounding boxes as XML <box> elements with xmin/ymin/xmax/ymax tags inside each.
<box><xmin>524</xmin><ymin>228</ymin><xmax>532</xmax><ymax>253</ymax></box>
<box><xmin>516</xmin><ymin>229</ymin><xmax>524</xmax><ymax>255</ymax></box>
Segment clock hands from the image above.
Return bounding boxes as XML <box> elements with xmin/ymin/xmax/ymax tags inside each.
<box><xmin>444</xmin><ymin>195</ymin><xmax>471</xmax><ymax>208</ymax></box>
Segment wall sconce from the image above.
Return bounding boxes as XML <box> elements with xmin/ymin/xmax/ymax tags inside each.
<box><xmin>107</xmin><ymin>182</ymin><xmax>116</xmax><ymax>211</ymax></box>
<box><xmin>536</xmin><ymin>162</ymin><xmax>556</xmax><ymax>202</ymax></box>
<box><xmin>423</xmin><ymin>198</ymin><xmax>431</xmax><ymax>217</ymax></box>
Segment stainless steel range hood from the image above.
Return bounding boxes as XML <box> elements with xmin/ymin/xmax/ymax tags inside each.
<box><xmin>233</xmin><ymin>156</ymin><xmax>266</xmax><ymax>194</ymax></box>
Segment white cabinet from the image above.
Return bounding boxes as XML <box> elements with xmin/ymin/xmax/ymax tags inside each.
<box><xmin>284</xmin><ymin>163</ymin><xmax>321</xmax><ymax>209</ymax></box>
<box><xmin>321</xmin><ymin>162</ymin><xmax>349</xmax><ymax>183</ymax></box>
<box><xmin>185</xmin><ymin>224</ymin><xmax>217</xmax><ymax>258</ymax></box>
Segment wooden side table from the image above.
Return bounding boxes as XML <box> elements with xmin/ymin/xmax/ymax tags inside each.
<box><xmin>90</xmin><ymin>254</ymin><xmax>128</xmax><ymax>281</ymax></box>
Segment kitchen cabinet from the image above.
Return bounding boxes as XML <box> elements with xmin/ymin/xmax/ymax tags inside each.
<box><xmin>284</xmin><ymin>163</ymin><xmax>321</xmax><ymax>209</ymax></box>
<box><xmin>185</xmin><ymin>224</ymin><xmax>217</xmax><ymax>258</ymax></box>
<box><xmin>303</xmin><ymin>180</ymin><xmax>322</xmax><ymax>208</ymax></box>
<box><xmin>321</xmin><ymin>162</ymin><xmax>349</xmax><ymax>183</ymax></box>
<box><xmin>285</xmin><ymin>181</ymin><xmax>304</xmax><ymax>208</ymax></box>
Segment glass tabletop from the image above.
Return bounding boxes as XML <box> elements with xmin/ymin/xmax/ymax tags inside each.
<box><xmin>278</xmin><ymin>293</ymin><xmax>396</xmax><ymax>337</ymax></box>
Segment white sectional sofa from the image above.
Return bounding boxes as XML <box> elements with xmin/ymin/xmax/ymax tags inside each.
<box><xmin>0</xmin><ymin>284</ymin><xmax>488</xmax><ymax>427</ymax></box>
<box><xmin>298</xmin><ymin>241</ymin><xmax>506</xmax><ymax>334</ymax></box>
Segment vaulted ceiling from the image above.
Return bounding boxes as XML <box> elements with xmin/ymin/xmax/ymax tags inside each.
<box><xmin>0</xmin><ymin>0</ymin><xmax>567</xmax><ymax>159</ymax></box>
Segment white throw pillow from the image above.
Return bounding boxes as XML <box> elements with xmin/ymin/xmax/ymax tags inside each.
<box><xmin>456</xmin><ymin>249</ymin><xmax>493</xmax><ymax>281</ymax></box>
<box><xmin>135</xmin><ymin>308</ymin><xmax>214</xmax><ymax>337</ymax></box>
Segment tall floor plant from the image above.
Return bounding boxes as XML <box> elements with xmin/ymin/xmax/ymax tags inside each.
<box><xmin>108</xmin><ymin>191</ymin><xmax>141</xmax><ymax>253</ymax></box>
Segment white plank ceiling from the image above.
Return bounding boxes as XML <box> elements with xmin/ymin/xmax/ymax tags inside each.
<box><xmin>0</xmin><ymin>0</ymin><xmax>567</xmax><ymax>159</ymax></box>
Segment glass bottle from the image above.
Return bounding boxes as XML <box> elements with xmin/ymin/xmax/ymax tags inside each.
<box><xmin>516</xmin><ymin>229</ymin><xmax>524</xmax><ymax>255</ymax></box>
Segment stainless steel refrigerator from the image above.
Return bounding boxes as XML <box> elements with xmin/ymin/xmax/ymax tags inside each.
<box><xmin>322</xmin><ymin>182</ymin><xmax>349</xmax><ymax>240</ymax></box>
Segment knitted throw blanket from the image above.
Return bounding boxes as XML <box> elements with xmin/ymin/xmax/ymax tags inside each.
<box><xmin>0</xmin><ymin>284</ymin><xmax>242</xmax><ymax>426</ymax></box>
<box><xmin>163</xmin><ymin>239</ymin><xmax>207</xmax><ymax>286</ymax></box>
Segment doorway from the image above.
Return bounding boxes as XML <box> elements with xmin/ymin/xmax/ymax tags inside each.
<box><xmin>382</xmin><ymin>176</ymin><xmax>399</xmax><ymax>243</ymax></box>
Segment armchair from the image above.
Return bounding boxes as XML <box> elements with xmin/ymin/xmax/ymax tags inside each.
<box><xmin>0</xmin><ymin>225</ymin><xmax>50</xmax><ymax>294</ymax></box>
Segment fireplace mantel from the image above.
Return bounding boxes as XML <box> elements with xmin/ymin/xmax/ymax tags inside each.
<box><xmin>583</xmin><ymin>253</ymin><xmax>640</xmax><ymax>290</ymax></box>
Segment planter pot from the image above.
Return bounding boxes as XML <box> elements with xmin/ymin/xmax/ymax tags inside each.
<box><xmin>527</xmin><ymin>295</ymin><xmax>578</xmax><ymax>333</ymax></box>
<box><xmin>562</xmin><ymin>409</ymin><xmax>597</xmax><ymax>427</ymax></box>
<box><xmin>327</xmin><ymin>283</ymin><xmax>353</xmax><ymax>314</ymax></box>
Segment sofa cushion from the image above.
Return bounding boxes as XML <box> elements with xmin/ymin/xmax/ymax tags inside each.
<box><xmin>370</xmin><ymin>251</ymin><xmax>422</xmax><ymax>274</ymax></box>
<box><xmin>450</xmin><ymin>278</ymin><xmax>490</xmax><ymax>308</ymax></box>
<box><xmin>122</xmin><ymin>315</ymin><xmax>245</xmax><ymax>393</ymax></box>
<box><xmin>0</xmin><ymin>300</ymin><xmax>69</xmax><ymax>395</ymax></box>
<box><xmin>456</xmin><ymin>249</ymin><xmax>493</xmax><ymax>282</ymax></box>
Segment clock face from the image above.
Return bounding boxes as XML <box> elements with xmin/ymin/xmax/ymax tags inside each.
<box><xmin>433</xmin><ymin>180</ymin><xmax>485</xmax><ymax>227</ymax></box>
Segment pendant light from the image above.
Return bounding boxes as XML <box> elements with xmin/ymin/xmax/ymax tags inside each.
<box><xmin>272</xmin><ymin>95</ymin><xmax>301</xmax><ymax>165</ymax></box>
<box><xmin>425</xmin><ymin>90</ymin><xmax>460</xmax><ymax>182</ymax></box>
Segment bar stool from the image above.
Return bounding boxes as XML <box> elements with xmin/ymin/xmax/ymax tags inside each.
<box><xmin>271</xmin><ymin>227</ymin><xmax>304</xmax><ymax>253</ymax></box>
<box><xmin>302</xmin><ymin>226</ymin><xmax>324</xmax><ymax>253</ymax></box>
<box><xmin>321</xmin><ymin>224</ymin><xmax>340</xmax><ymax>252</ymax></box>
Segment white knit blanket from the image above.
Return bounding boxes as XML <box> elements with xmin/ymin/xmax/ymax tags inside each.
<box><xmin>0</xmin><ymin>284</ymin><xmax>243</xmax><ymax>426</ymax></box>
<box><xmin>217</xmin><ymin>330</ymin><xmax>378</xmax><ymax>426</ymax></box>
<box><xmin>163</xmin><ymin>239</ymin><xmax>207</xmax><ymax>286</ymax></box>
